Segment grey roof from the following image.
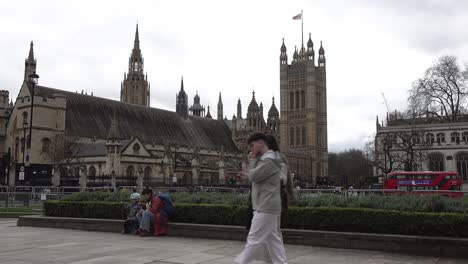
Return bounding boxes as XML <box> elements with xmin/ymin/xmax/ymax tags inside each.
<box><xmin>35</xmin><ymin>86</ymin><xmax>239</xmax><ymax>153</ymax></box>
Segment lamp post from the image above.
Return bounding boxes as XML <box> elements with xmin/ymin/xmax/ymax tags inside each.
<box><xmin>21</xmin><ymin>121</ymin><xmax>28</xmax><ymax>185</ymax></box>
<box><xmin>27</xmin><ymin>72</ymin><xmax>39</xmax><ymax>186</ymax></box>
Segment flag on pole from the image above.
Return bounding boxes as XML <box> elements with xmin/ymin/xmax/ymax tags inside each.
<box><xmin>292</xmin><ymin>13</ymin><xmax>302</xmax><ymax>20</ymax></box>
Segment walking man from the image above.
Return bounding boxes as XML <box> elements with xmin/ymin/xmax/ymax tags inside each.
<box><xmin>235</xmin><ymin>133</ymin><xmax>288</xmax><ymax>264</ymax></box>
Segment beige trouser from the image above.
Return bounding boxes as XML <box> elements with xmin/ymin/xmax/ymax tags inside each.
<box><xmin>235</xmin><ymin>211</ymin><xmax>288</xmax><ymax>264</ymax></box>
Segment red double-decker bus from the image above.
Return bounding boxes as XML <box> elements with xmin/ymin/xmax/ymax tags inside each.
<box><xmin>384</xmin><ymin>171</ymin><xmax>463</xmax><ymax>197</ymax></box>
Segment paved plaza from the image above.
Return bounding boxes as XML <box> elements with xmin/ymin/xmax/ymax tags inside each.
<box><xmin>0</xmin><ymin>219</ymin><xmax>466</xmax><ymax>264</ymax></box>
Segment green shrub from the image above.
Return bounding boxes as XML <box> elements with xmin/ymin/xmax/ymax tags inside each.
<box><xmin>44</xmin><ymin>201</ymin><xmax>468</xmax><ymax>237</ymax></box>
<box><xmin>59</xmin><ymin>191</ymin><xmax>468</xmax><ymax>213</ymax></box>
<box><xmin>44</xmin><ymin>201</ymin><xmax>127</xmax><ymax>219</ymax></box>
<box><xmin>60</xmin><ymin>191</ymin><xmax>131</xmax><ymax>202</ymax></box>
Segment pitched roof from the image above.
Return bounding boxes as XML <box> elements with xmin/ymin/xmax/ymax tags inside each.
<box><xmin>35</xmin><ymin>86</ymin><xmax>239</xmax><ymax>153</ymax></box>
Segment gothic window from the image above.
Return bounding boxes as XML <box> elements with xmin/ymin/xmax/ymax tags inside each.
<box><xmin>74</xmin><ymin>167</ymin><xmax>80</xmax><ymax>177</ymax></box>
<box><xmin>88</xmin><ymin>166</ymin><xmax>96</xmax><ymax>177</ymax></box>
<box><xmin>290</xmin><ymin>127</ymin><xmax>294</xmax><ymax>146</ymax></box>
<box><xmin>428</xmin><ymin>153</ymin><xmax>444</xmax><ymax>171</ymax></box>
<box><xmin>290</xmin><ymin>92</ymin><xmax>294</xmax><ymax>110</ymax></box>
<box><xmin>426</xmin><ymin>133</ymin><xmax>435</xmax><ymax>144</ymax></box>
<box><xmin>41</xmin><ymin>138</ymin><xmax>51</xmax><ymax>153</ymax></box>
<box><xmin>22</xmin><ymin>111</ymin><xmax>28</xmax><ymax>124</ymax></box>
<box><xmin>301</xmin><ymin>126</ymin><xmax>306</xmax><ymax>145</ymax></box>
<box><xmin>133</xmin><ymin>143</ymin><xmax>140</xmax><ymax>155</ymax></box>
<box><xmin>436</xmin><ymin>133</ymin><xmax>445</xmax><ymax>145</ymax></box>
<box><xmin>463</xmin><ymin>132</ymin><xmax>468</xmax><ymax>144</ymax></box>
<box><xmin>456</xmin><ymin>152</ymin><xmax>468</xmax><ymax>182</ymax></box>
<box><xmin>301</xmin><ymin>90</ymin><xmax>306</xmax><ymax>109</ymax></box>
<box><xmin>451</xmin><ymin>132</ymin><xmax>460</xmax><ymax>144</ymax></box>
<box><xmin>144</xmin><ymin>166</ymin><xmax>152</xmax><ymax>182</ymax></box>
<box><xmin>295</xmin><ymin>91</ymin><xmax>300</xmax><ymax>109</ymax></box>
<box><xmin>296</xmin><ymin>126</ymin><xmax>300</xmax><ymax>145</ymax></box>
<box><xmin>126</xmin><ymin>166</ymin><xmax>135</xmax><ymax>177</ymax></box>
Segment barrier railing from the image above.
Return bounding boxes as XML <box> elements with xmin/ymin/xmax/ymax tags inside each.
<box><xmin>2</xmin><ymin>186</ymin><xmax>467</xmax><ymax>209</ymax></box>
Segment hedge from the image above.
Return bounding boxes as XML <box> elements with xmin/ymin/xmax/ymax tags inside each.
<box><xmin>60</xmin><ymin>191</ymin><xmax>468</xmax><ymax>213</ymax></box>
<box><xmin>43</xmin><ymin>201</ymin><xmax>468</xmax><ymax>237</ymax></box>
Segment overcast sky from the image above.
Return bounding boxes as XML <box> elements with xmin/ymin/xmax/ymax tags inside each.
<box><xmin>1</xmin><ymin>0</ymin><xmax>467</xmax><ymax>152</ymax></box>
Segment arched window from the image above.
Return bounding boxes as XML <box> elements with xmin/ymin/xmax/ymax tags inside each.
<box><xmin>428</xmin><ymin>153</ymin><xmax>444</xmax><ymax>171</ymax></box>
<box><xmin>426</xmin><ymin>133</ymin><xmax>435</xmax><ymax>144</ymax></box>
<box><xmin>301</xmin><ymin>90</ymin><xmax>306</xmax><ymax>109</ymax></box>
<box><xmin>41</xmin><ymin>138</ymin><xmax>51</xmax><ymax>153</ymax></box>
<box><xmin>289</xmin><ymin>92</ymin><xmax>294</xmax><ymax>110</ymax></box>
<box><xmin>296</xmin><ymin>126</ymin><xmax>300</xmax><ymax>145</ymax></box>
<box><xmin>412</xmin><ymin>134</ymin><xmax>422</xmax><ymax>145</ymax></box>
<box><xmin>301</xmin><ymin>126</ymin><xmax>306</xmax><ymax>145</ymax></box>
<box><xmin>88</xmin><ymin>166</ymin><xmax>96</xmax><ymax>177</ymax></box>
<box><xmin>456</xmin><ymin>152</ymin><xmax>468</xmax><ymax>182</ymax></box>
<box><xmin>22</xmin><ymin>111</ymin><xmax>28</xmax><ymax>124</ymax></box>
<box><xmin>295</xmin><ymin>91</ymin><xmax>300</xmax><ymax>109</ymax></box>
<box><xmin>144</xmin><ymin>167</ymin><xmax>152</xmax><ymax>183</ymax></box>
<box><xmin>462</xmin><ymin>132</ymin><xmax>468</xmax><ymax>144</ymax></box>
<box><xmin>290</xmin><ymin>127</ymin><xmax>294</xmax><ymax>146</ymax></box>
<box><xmin>133</xmin><ymin>143</ymin><xmax>140</xmax><ymax>155</ymax></box>
<box><xmin>451</xmin><ymin>132</ymin><xmax>460</xmax><ymax>144</ymax></box>
<box><xmin>126</xmin><ymin>166</ymin><xmax>135</xmax><ymax>177</ymax></box>
<box><xmin>73</xmin><ymin>167</ymin><xmax>80</xmax><ymax>177</ymax></box>
<box><xmin>436</xmin><ymin>133</ymin><xmax>445</xmax><ymax>145</ymax></box>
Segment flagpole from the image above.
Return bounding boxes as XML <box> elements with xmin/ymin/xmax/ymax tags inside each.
<box><xmin>301</xmin><ymin>10</ymin><xmax>304</xmax><ymax>47</ymax></box>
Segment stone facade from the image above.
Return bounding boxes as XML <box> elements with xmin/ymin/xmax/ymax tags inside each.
<box><xmin>0</xmin><ymin>27</ymin><xmax>329</xmax><ymax>188</ymax></box>
<box><xmin>0</xmin><ymin>28</ymin><xmax>242</xmax><ymax>188</ymax></box>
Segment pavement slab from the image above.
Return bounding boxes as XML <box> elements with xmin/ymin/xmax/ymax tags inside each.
<box><xmin>0</xmin><ymin>218</ymin><xmax>466</xmax><ymax>264</ymax></box>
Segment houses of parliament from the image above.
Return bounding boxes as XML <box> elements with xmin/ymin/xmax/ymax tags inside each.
<box><xmin>0</xmin><ymin>25</ymin><xmax>328</xmax><ymax>188</ymax></box>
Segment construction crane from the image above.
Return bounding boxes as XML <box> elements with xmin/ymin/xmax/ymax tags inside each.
<box><xmin>381</xmin><ymin>93</ymin><xmax>390</xmax><ymax>113</ymax></box>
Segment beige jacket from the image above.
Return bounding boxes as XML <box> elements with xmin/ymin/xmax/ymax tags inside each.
<box><xmin>248</xmin><ymin>150</ymin><xmax>282</xmax><ymax>214</ymax></box>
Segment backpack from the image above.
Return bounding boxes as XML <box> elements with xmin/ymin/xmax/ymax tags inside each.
<box><xmin>158</xmin><ymin>193</ymin><xmax>174</xmax><ymax>217</ymax></box>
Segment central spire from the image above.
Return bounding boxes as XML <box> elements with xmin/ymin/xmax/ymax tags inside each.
<box><xmin>134</xmin><ymin>24</ymin><xmax>140</xmax><ymax>50</ymax></box>
<box><xmin>28</xmin><ymin>41</ymin><xmax>34</xmax><ymax>61</ymax></box>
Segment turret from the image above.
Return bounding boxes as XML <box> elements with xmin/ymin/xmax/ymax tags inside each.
<box><xmin>307</xmin><ymin>33</ymin><xmax>314</xmax><ymax>62</ymax></box>
<box><xmin>318</xmin><ymin>41</ymin><xmax>326</xmax><ymax>67</ymax></box>
<box><xmin>217</xmin><ymin>92</ymin><xmax>223</xmax><ymax>121</ymax></box>
<box><xmin>24</xmin><ymin>41</ymin><xmax>37</xmax><ymax>81</ymax></box>
<box><xmin>280</xmin><ymin>38</ymin><xmax>288</xmax><ymax>65</ymax></box>
<box><xmin>237</xmin><ymin>98</ymin><xmax>242</xmax><ymax>119</ymax></box>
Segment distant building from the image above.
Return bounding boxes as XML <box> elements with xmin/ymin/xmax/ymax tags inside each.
<box><xmin>375</xmin><ymin>113</ymin><xmax>468</xmax><ymax>183</ymax></box>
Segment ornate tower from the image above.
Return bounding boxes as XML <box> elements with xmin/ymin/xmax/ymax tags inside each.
<box><xmin>267</xmin><ymin>97</ymin><xmax>280</xmax><ymax>136</ymax></box>
<box><xmin>246</xmin><ymin>91</ymin><xmax>265</xmax><ymax>132</ymax></box>
<box><xmin>24</xmin><ymin>41</ymin><xmax>36</xmax><ymax>81</ymax></box>
<box><xmin>189</xmin><ymin>92</ymin><xmax>205</xmax><ymax>117</ymax></box>
<box><xmin>237</xmin><ymin>98</ymin><xmax>242</xmax><ymax>119</ymax></box>
<box><xmin>217</xmin><ymin>93</ymin><xmax>223</xmax><ymax>121</ymax></box>
<box><xmin>176</xmin><ymin>77</ymin><xmax>188</xmax><ymax>117</ymax></box>
<box><xmin>206</xmin><ymin>105</ymin><xmax>212</xmax><ymax>119</ymax></box>
<box><xmin>279</xmin><ymin>34</ymin><xmax>328</xmax><ymax>184</ymax></box>
<box><xmin>120</xmin><ymin>24</ymin><xmax>150</xmax><ymax>107</ymax></box>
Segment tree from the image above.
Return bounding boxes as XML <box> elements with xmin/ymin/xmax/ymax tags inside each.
<box><xmin>43</xmin><ymin>134</ymin><xmax>82</xmax><ymax>177</ymax></box>
<box><xmin>328</xmin><ymin>149</ymin><xmax>373</xmax><ymax>187</ymax></box>
<box><xmin>409</xmin><ymin>55</ymin><xmax>468</xmax><ymax>122</ymax></box>
<box><xmin>369</xmin><ymin>121</ymin><xmax>430</xmax><ymax>177</ymax></box>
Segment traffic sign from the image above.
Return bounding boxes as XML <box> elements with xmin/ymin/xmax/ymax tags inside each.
<box><xmin>19</xmin><ymin>171</ymin><xmax>25</xmax><ymax>180</ymax></box>
<box><xmin>20</xmin><ymin>166</ymin><xmax>24</xmax><ymax>172</ymax></box>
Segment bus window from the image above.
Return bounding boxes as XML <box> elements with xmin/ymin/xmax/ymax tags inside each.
<box><xmin>445</xmin><ymin>175</ymin><xmax>450</xmax><ymax>180</ymax></box>
<box><xmin>416</xmin><ymin>175</ymin><xmax>424</xmax><ymax>179</ymax></box>
<box><xmin>424</xmin><ymin>175</ymin><xmax>432</xmax><ymax>179</ymax></box>
<box><xmin>396</xmin><ymin>175</ymin><xmax>406</xmax><ymax>179</ymax></box>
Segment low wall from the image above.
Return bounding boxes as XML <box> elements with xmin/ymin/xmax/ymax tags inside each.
<box><xmin>0</xmin><ymin>212</ymin><xmax>40</xmax><ymax>218</ymax></box>
<box><xmin>17</xmin><ymin>215</ymin><xmax>468</xmax><ymax>258</ymax></box>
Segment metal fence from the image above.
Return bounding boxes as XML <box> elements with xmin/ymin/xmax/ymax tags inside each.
<box><xmin>2</xmin><ymin>186</ymin><xmax>467</xmax><ymax>208</ymax></box>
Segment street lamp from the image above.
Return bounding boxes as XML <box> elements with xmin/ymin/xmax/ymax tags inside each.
<box><xmin>27</xmin><ymin>71</ymin><xmax>39</xmax><ymax>185</ymax></box>
<box><xmin>22</xmin><ymin>120</ymin><xmax>28</xmax><ymax>165</ymax></box>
